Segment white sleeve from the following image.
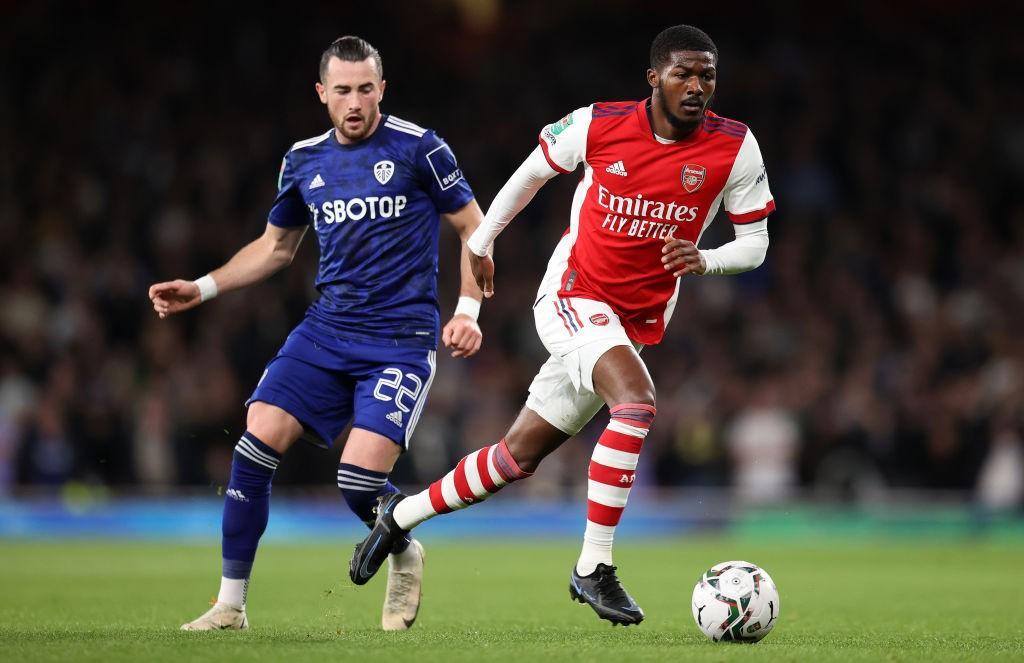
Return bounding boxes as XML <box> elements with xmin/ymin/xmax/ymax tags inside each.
<box><xmin>723</xmin><ymin>130</ymin><xmax>775</xmax><ymax>224</ymax></box>
<box><xmin>467</xmin><ymin>106</ymin><xmax>591</xmax><ymax>256</ymax></box>
<box><xmin>699</xmin><ymin>220</ymin><xmax>769</xmax><ymax>275</ymax></box>
<box><xmin>466</xmin><ymin>146</ymin><xmax>559</xmax><ymax>256</ymax></box>
<box><xmin>537</xmin><ymin>106</ymin><xmax>591</xmax><ymax>174</ymax></box>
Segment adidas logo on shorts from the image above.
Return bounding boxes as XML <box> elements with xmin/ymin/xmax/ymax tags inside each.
<box><xmin>386</xmin><ymin>411</ymin><xmax>404</xmax><ymax>427</ymax></box>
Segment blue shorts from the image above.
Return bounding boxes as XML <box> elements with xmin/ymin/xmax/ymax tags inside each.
<box><xmin>247</xmin><ymin>318</ymin><xmax>437</xmax><ymax>449</ymax></box>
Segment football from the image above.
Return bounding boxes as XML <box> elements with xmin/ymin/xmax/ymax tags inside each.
<box><xmin>691</xmin><ymin>560</ymin><xmax>780</xmax><ymax>642</ymax></box>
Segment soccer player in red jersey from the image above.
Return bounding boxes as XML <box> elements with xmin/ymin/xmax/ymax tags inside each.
<box><xmin>351</xmin><ymin>25</ymin><xmax>774</xmax><ymax>625</ymax></box>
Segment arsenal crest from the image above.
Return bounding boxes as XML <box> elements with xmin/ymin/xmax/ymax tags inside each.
<box><xmin>374</xmin><ymin>160</ymin><xmax>395</xmax><ymax>185</ymax></box>
<box><xmin>681</xmin><ymin>164</ymin><xmax>706</xmax><ymax>193</ymax></box>
<box><xmin>589</xmin><ymin>313</ymin><xmax>610</xmax><ymax>326</ymax></box>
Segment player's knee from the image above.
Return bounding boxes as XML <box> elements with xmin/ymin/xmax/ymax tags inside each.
<box><xmin>613</xmin><ymin>380</ymin><xmax>656</xmax><ymax>411</ymax></box>
<box><xmin>245</xmin><ymin>402</ymin><xmax>302</xmax><ymax>454</ymax></box>
<box><xmin>595</xmin><ymin>367</ymin><xmax>656</xmax><ymax>411</ymax></box>
<box><xmin>632</xmin><ymin>388</ymin><xmax>656</xmax><ymax>409</ymax></box>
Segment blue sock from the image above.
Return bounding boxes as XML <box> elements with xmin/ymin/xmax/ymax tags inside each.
<box><xmin>222</xmin><ymin>432</ymin><xmax>282</xmax><ymax>582</ymax></box>
<box><xmin>338</xmin><ymin>462</ymin><xmax>411</xmax><ymax>553</ymax></box>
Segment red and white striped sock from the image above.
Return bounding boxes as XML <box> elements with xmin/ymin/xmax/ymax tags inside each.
<box><xmin>576</xmin><ymin>403</ymin><xmax>656</xmax><ymax>576</ymax></box>
<box><xmin>393</xmin><ymin>439</ymin><xmax>532</xmax><ymax>530</ymax></box>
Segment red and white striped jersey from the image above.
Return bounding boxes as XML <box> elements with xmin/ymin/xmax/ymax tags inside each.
<box><xmin>536</xmin><ymin>99</ymin><xmax>775</xmax><ymax>345</ymax></box>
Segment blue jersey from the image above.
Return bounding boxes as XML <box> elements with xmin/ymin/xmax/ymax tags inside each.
<box><xmin>268</xmin><ymin>115</ymin><xmax>475</xmax><ymax>348</ymax></box>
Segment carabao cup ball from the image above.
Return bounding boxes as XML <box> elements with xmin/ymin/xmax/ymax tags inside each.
<box><xmin>691</xmin><ymin>560</ymin><xmax>780</xmax><ymax>642</ymax></box>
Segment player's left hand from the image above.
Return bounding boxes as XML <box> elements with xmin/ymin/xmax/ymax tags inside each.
<box><xmin>442</xmin><ymin>315</ymin><xmax>482</xmax><ymax>358</ymax></box>
<box><xmin>662</xmin><ymin>238</ymin><xmax>706</xmax><ymax>277</ymax></box>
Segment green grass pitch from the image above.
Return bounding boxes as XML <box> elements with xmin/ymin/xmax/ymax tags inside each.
<box><xmin>1</xmin><ymin>538</ymin><xmax>1021</xmax><ymax>661</ymax></box>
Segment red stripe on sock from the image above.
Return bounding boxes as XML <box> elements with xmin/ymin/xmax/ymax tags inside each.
<box><xmin>588</xmin><ymin>460</ymin><xmax>636</xmax><ymax>487</ymax></box>
<box><xmin>597</xmin><ymin>430</ymin><xmax>644</xmax><ymax>454</ymax></box>
<box><xmin>477</xmin><ymin>446</ymin><xmax>497</xmax><ymax>493</ymax></box>
<box><xmin>428</xmin><ymin>480</ymin><xmax>451</xmax><ymax>514</ymax></box>
<box><xmin>452</xmin><ymin>456</ymin><xmax>477</xmax><ymax>504</ymax></box>
<box><xmin>587</xmin><ymin>500</ymin><xmax>625</xmax><ymax>526</ymax></box>
<box><xmin>611</xmin><ymin>416</ymin><xmax>651</xmax><ymax>431</ymax></box>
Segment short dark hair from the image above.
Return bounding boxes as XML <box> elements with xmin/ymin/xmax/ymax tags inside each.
<box><xmin>319</xmin><ymin>36</ymin><xmax>383</xmax><ymax>82</ymax></box>
<box><xmin>650</xmin><ymin>25</ymin><xmax>718</xmax><ymax>71</ymax></box>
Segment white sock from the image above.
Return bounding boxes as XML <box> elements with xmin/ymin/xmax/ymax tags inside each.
<box><xmin>217</xmin><ymin>577</ymin><xmax>247</xmax><ymax>609</ymax></box>
<box><xmin>575</xmin><ymin>522</ymin><xmax>615</xmax><ymax>576</ymax></box>
<box><xmin>393</xmin><ymin>492</ymin><xmax>433</xmax><ymax>530</ymax></box>
<box><xmin>389</xmin><ymin>539</ymin><xmax>421</xmax><ymax>571</ymax></box>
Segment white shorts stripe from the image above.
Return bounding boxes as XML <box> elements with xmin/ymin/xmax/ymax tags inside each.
<box><xmin>235</xmin><ymin>445</ymin><xmax>277</xmax><ymax>470</ymax></box>
<box><xmin>440</xmin><ymin>472</ymin><xmax>466</xmax><ymax>510</ymax></box>
<box><xmin>463</xmin><ymin>450</ymin><xmax>488</xmax><ymax>498</ymax></box>
<box><xmin>607</xmin><ymin>419</ymin><xmax>649</xmax><ymax>438</ymax></box>
<box><xmin>404</xmin><ymin>350</ymin><xmax>436</xmax><ymax>448</ymax></box>
<box><xmin>591</xmin><ymin>444</ymin><xmax>640</xmax><ymax>470</ymax></box>
<box><xmin>485</xmin><ymin>445</ymin><xmax>507</xmax><ymax>488</ymax></box>
<box><xmin>587</xmin><ymin>480</ymin><xmax>632</xmax><ymax>508</ymax></box>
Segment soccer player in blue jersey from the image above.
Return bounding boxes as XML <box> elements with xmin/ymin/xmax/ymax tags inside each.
<box><xmin>148</xmin><ymin>36</ymin><xmax>485</xmax><ymax>631</ymax></box>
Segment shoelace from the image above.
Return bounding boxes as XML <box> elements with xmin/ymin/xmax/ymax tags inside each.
<box><xmin>384</xmin><ymin>571</ymin><xmax>414</xmax><ymax>612</ymax></box>
<box><xmin>595</xmin><ymin>566</ymin><xmax>630</xmax><ymax>604</ymax></box>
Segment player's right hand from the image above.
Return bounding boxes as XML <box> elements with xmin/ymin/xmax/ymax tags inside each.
<box><xmin>469</xmin><ymin>252</ymin><xmax>495</xmax><ymax>298</ymax></box>
<box><xmin>148</xmin><ymin>280</ymin><xmax>202</xmax><ymax>318</ymax></box>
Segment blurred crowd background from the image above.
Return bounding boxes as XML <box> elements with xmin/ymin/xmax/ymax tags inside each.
<box><xmin>1</xmin><ymin>0</ymin><xmax>1022</xmax><ymax>510</ymax></box>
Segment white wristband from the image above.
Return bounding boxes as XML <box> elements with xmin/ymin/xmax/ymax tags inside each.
<box><xmin>194</xmin><ymin>274</ymin><xmax>218</xmax><ymax>303</ymax></box>
<box><xmin>454</xmin><ymin>296</ymin><xmax>481</xmax><ymax>321</ymax></box>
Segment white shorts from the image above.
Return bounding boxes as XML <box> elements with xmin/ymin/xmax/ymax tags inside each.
<box><xmin>525</xmin><ymin>293</ymin><xmax>642</xmax><ymax>435</ymax></box>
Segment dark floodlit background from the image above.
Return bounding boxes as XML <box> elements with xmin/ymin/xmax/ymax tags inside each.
<box><xmin>1</xmin><ymin>0</ymin><xmax>1022</xmax><ymax>540</ymax></box>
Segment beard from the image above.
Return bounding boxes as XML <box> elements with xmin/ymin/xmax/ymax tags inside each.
<box><xmin>656</xmin><ymin>88</ymin><xmax>704</xmax><ymax>131</ymax></box>
<box><xmin>335</xmin><ymin>106</ymin><xmax>378</xmax><ymax>142</ymax></box>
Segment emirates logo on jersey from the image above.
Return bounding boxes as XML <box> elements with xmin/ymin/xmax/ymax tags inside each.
<box><xmin>681</xmin><ymin>164</ymin><xmax>706</xmax><ymax>193</ymax></box>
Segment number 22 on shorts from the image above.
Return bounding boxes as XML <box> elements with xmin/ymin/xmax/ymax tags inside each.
<box><xmin>372</xmin><ymin>368</ymin><xmax>423</xmax><ymax>413</ymax></box>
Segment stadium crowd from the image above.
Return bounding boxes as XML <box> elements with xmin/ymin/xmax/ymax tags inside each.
<box><xmin>1</xmin><ymin>1</ymin><xmax>1021</xmax><ymax>508</ymax></box>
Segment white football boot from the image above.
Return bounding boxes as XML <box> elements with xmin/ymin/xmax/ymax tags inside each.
<box><xmin>180</xmin><ymin>602</ymin><xmax>249</xmax><ymax>631</ymax></box>
<box><xmin>381</xmin><ymin>538</ymin><xmax>425</xmax><ymax>631</ymax></box>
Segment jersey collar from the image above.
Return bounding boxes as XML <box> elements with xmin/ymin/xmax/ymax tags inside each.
<box><xmin>637</xmin><ymin>98</ymin><xmax>707</xmax><ymax>146</ymax></box>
